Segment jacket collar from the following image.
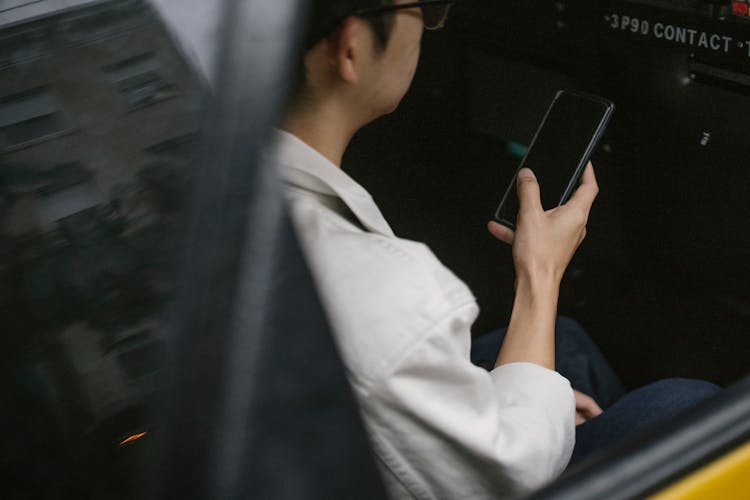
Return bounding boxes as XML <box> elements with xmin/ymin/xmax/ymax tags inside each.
<box><xmin>272</xmin><ymin>129</ymin><xmax>395</xmax><ymax>237</ymax></box>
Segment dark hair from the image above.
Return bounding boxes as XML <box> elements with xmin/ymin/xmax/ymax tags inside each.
<box><xmin>303</xmin><ymin>0</ymin><xmax>393</xmax><ymax>50</ymax></box>
<box><xmin>287</xmin><ymin>0</ymin><xmax>393</xmax><ymax>106</ymax></box>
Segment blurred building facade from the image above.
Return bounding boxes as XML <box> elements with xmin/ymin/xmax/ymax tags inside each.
<box><xmin>0</xmin><ymin>1</ymin><xmax>203</xmax><ymax>494</ymax></box>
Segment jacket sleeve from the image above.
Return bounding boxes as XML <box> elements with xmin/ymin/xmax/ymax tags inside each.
<box><xmin>358</xmin><ymin>302</ymin><xmax>576</xmax><ymax>500</ymax></box>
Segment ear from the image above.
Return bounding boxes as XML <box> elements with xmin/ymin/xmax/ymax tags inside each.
<box><xmin>332</xmin><ymin>16</ymin><xmax>370</xmax><ymax>86</ymax></box>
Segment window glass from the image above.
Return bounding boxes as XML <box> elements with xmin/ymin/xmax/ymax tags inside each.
<box><xmin>0</xmin><ymin>1</ymin><xmax>207</xmax><ymax>497</ymax></box>
<box><xmin>104</xmin><ymin>53</ymin><xmax>177</xmax><ymax>110</ymax></box>
<box><xmin>0</xmin><ymin>90</ymin><xmax>70</xmax><ymax>148</ymax></box>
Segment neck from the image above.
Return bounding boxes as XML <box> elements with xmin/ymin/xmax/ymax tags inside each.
<box><xmin>281</xmin><ymin>101</ymin><xmax>360</xmax><ymax>168</ymax></box>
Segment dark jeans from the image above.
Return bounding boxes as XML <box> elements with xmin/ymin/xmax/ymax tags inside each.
<box><xmin>470</xmin><ymin>317</ymin><xmax>720</xmax><ymax>466</ymax></box>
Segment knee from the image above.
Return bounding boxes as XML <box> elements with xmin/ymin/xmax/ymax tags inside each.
<box><xmin>639</xmin><ymin>378</ymin><xmax>720</xmax><ymax>411</ymax></box>
<box><xmin>649</xmin><ymin>378</ymin><xmax>721</xmax><ymax>397</ymax></box>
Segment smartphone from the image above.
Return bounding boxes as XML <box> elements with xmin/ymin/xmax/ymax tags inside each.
<box><xmin>494</xmin><ymin>90</ymin><xmax>615</xmax><ymax>229</ymax></box>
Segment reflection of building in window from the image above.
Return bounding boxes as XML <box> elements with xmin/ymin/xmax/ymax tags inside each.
<box><xmin>113</xmin><ymin>329</ymin><xmax>165</xmax><ymax>384</ymax></box>
<box><xmin>0</xmin><ymin>89</ymin><xmax>69</xmax><ymax>148</ymax></box>
<box><xmin>60</xmin><ymin>320</ymin><xmax>165</xmax><ymax>420</ymax></box>
<box><xmin>0</xmin><ymin>161</ymin><xmax>99</xmax><ymax>235</ymax></box>
<box><xmin>147</xmin><ymin>132</ymin><xmax>198</xmax><ymax>168</ymax></box>
<box><xmin>0</xmin><ymin>0</ymin><xmax>204</xmax><ymax>460</ymax></box>
<box><xmin>59</xmin><ymin>0</ymin><xmax>144</xmax><ymax>44</ymax></box>
<box><xmin>105</xmin><ymin>53</ymin><xmax>177</xmax><ymax>110</ymax></box>
<box><xmin>35</xmin><ymin>162</ymin><xmax>100</xmax><ymax>228</ymax></box>
<box><xmin>0</xmin><ymin>25</ymin><xmax>48</xmax><ymax>69</ymax></box>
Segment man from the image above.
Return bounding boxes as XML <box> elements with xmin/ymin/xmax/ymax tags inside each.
<box><xmin>271</xmin><ymin>1</ymin><xmax>717</xmax><ymax>498</ymax></box>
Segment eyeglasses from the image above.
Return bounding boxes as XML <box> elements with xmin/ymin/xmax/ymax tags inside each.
<box><xmin>352</xmin><ymin>0</ymin><xmax>456</xmax><ymax>31</ymax></box>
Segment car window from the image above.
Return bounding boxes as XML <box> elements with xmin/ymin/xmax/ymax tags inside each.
<box><xmin>1</xmin><ymin>1</ymin><xmax>206</xmax><ymax>497</ymax></box>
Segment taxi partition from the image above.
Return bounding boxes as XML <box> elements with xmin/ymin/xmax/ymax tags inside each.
<box><xmin>414</xmin><ymin>0</ymin><xmax>750</xmax><ymax>387</ymax></box>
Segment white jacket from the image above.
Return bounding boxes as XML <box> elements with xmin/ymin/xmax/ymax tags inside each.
<box><xmin>271</xmin><ymin>130</ymin><xmax>575</xmax><ymax>499</ymax></box>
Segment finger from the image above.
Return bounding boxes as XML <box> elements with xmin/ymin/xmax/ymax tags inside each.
<box><xmin>584</xmin><ymin>403</ymin><xmax>603</xmax><ymax>419</ymax></box>
<box><xmin>487</xmin><ymin>221</ymin><xmax>514</xmax><ymax>245</ymax></box>
<box><xmin>574</xmin><ymin>389</ymin><xmax>603</xmax><ymax>417</ymax></box>
<box><xmin>516</xmin><ymin>168</ymin><xmax>542</xmax><ymax>214</ymax></box>
<box><xmin>568</xmin><ymin>162</ymin><xmax>599</xmax><ymax>212</ymax></box>
<box><xmin>575</xmin><ymin>411</ymin><xmax>586</xmax><ymax>426</ymax></box>
<box><xmin>583</xmin><ymin>161</ymin><xmax>597</xmax><ymax>183</ymax></box>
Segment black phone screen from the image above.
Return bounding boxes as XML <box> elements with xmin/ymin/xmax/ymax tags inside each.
<box><xmin>494</xmin><ymin>91</ymin><xmax>613</xmax><ymax>228</ymax></box>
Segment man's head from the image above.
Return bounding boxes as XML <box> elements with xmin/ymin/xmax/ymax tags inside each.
<box><xmin>288</xmin><ymin>0</ymin><xmax>425</xmax><ymax>128</ymax></box>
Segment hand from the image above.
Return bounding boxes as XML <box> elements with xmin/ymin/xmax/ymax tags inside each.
<box><xmin>573</xmin><ymin>389</ymin><xmax>603</xmax><ymax>425</ymax></box>
<box><xmin>488</xmin><ymin>163</ymin><xmax>599</xmax><ymax>285</ymax></box>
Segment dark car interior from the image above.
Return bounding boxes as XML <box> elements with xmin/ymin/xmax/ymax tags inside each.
<box><xmin>1</xmin><ymin>0</ymin><xmax>749</xmax><ymax>498</ymax></box>
<box><xmin>348</xmin><ymin>0</ymin><xmax>750</xmax><ymax>389</ymax></box>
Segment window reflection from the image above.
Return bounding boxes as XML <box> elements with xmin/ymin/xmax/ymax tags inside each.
<box><xmin>0</xmin><ymin>89</ymin><xmax>70</xmax><ymax>148</ymax></box>
<box><xmin>104</xmin><ymin>52</ymin><xmax>178</xmax><ymax>110</ymax></box>
<box><xmin>0</xmin><ymin>0</ymin><xmax>205</xmax><ymax>497</ymax></box>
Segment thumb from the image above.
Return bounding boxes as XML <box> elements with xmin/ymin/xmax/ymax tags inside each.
<box><xmin>516</xmin><ymin>168</ymin><xmax>541</xmax><ymax>213</ymax></box>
